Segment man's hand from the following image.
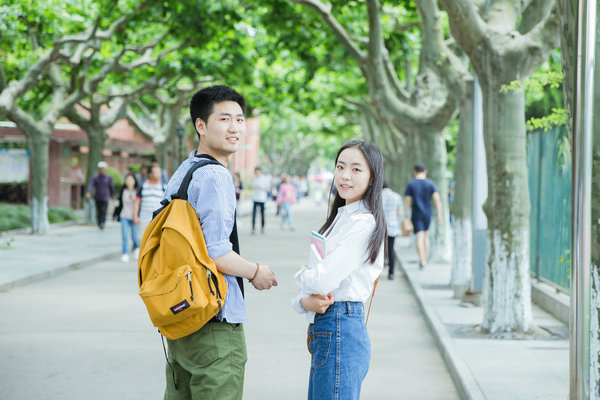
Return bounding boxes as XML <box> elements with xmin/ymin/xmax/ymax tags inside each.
<box><xmin>250</xmin><ymin>264</ymin><xmax>278</xmax><ymax>290</ymax></box>
<box><xmin>301</xmin><ymin>294</ymin><xmax>334</xmax><ymax>314</ymax></box>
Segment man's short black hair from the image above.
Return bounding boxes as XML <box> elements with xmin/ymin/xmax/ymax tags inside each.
<box><xmin>189</xmin><ymin>85</ymin><xmax>247</xmax><ymax>134</ymax></box>
<box><xmin>383</xmin><ymin>180</ymin><xmax>390</xmax><ymax>189</ymax></box>
<box><xmin>414</xmin><ymin>162</ymin><xmax>427</xmax><ymax>173</ymax></box>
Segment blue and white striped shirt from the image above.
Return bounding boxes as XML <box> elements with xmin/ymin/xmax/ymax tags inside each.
<box><xmin>163</xmin><ymin>151</ymin><xmax>247</xmax><ymax>323</ymax></box>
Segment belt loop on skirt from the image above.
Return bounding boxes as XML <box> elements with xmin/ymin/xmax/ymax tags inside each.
<box><xmin>346</xmin><ymin>301</ymin><xmax>352</xmax><ymax>316</ymax></box>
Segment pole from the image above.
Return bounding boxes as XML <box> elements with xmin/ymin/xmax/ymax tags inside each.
<box><xmin>571</xmin><ymin>0</ymin><xmax>596</xmax><ymax>398</ymax></box>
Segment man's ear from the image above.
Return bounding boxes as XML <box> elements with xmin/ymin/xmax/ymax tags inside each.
<box><xmin>195</xmin><ymin>118</ymin><xmax>206</xmax><ymax>136</ymax></box>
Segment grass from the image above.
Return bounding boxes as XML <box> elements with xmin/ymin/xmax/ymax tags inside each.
<box><xmin>0</xmin><ymin>203</ymin><xmax>80</xmax><ymax>232</ymax></box>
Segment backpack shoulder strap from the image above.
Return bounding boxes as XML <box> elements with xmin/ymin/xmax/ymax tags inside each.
<box><xmin>173</xmin><ymin>158</ymin><xmax>221</xmax><ymax>201</ymax></box>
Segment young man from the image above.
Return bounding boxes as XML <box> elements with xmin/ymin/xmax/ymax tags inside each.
<box><xmin>403</xmin><ymin>163</ymin><xmax>443</xmax><ymax>269</ymax></box>
<box><xmin>382</xmin><ymin>181</ymin><xmax>402</xmax><ymax>279</ymax></box>
<box><xmin>162</xmin><ymin>85</ymin><xmax>278</xmax><ymax>400</ymax></box>
<box><xmin>251</xmin><ymin>166</ymin><xmax>270</xmax><ymax>234</ymax></box>
<box><xmin>86</xmin><ymin>161</ymin><xmax>114</xmax><ymax>230</ymax></box>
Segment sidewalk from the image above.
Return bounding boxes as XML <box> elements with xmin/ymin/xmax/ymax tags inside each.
<box><xmin>0</xmin><ymin>222</ymin><xmax>122</xmax><ymax>291</ymax></box>
<box><xmin>395</xmin><ymin>236</ymin><xmax>569</xmax><ymax>400</ymax></box>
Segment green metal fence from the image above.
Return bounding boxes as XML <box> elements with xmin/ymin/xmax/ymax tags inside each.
<box><xmin>527</xmin><ymin>125</ymin><xmax>571</xmax><ymax>293</ymax></box>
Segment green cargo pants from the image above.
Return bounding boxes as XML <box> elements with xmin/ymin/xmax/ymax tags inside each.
<box><xmin>164</xmin><ymin>321</ymin><xmax>247</xmax><ymax>400</ymax></box>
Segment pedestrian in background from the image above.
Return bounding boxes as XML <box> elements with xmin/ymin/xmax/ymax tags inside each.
<box><xmin>86</xmin><ymin>161</ymin><xmax>115</xmax><ymax>230</ymax></box>
<box><xmin>382</xmin><ymin>181</ymin><xmax>402</xmax><ymax>279</ymax></box>
<box><xmin>403</xmin><ymin>162</ymin><xmax>443</xmax><ymax>269</ymax></box>
<box><xmin>251</xmin><ymin>166</ymin><xmax>270</xmax><ymax>234</ymax></box>
<box><xmin>277</xmin><ymin>174</ymin><xmax>297</xmax><ymax>230</ymax></box>
<box><xmin>135</xmin><ymin>165</ymin><xmax>165</xmax><ymax>241</ymax></box>
<box><xmin>292</xmin><ymin>140</ymin><xmax>385</xmax><ymax>400</ymax></box>
<box><xmin>113</xmin><ymin>173</ymin><xmax>139</xmax><ymax>262</ymax></box>
<box><xmin>234</xmin><ymin>171</ymin><xmax>243</xmax><ymax>202</ymax></box>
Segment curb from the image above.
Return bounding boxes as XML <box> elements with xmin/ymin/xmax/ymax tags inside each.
<box><xmin>0</xmin><ymin>250</ymin><xmax>121</xmax><ymax>292</ymax></box>
<box><xmin>397</xmin><ymin>253</ymin><xmax>487</xmax><ymax>400</ymax></box>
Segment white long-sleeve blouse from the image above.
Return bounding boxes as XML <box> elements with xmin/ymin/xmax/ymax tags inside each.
<box><xmin>291</xmin><ymin>200</ymin><xmax>384</xmax><ymax>323</ymax></box>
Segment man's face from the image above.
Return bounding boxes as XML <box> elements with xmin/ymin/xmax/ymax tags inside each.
<box><xmin>99</xmin><ymin>167</ymin><xmax>106</xmax><ymax>175</ymax></box>
<box><xmin>150</xmin><ymin>166</ymin><xmax>162</xmax><ymax>180</ymax></box>
<box><xmin>196</xmin><ymin>101</ymin><xmax>246</xmax><ymax>157</ymax></box>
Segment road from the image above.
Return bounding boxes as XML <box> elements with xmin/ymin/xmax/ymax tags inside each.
<box><xmin>0</xmin><ymin>200</ymin><xmax>458</xmax><ymax>399</ymax></box>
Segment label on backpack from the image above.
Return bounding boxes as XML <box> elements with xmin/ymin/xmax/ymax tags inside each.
<box><xmin>170</xmin><ymin>299</ymin><xmax>191</xmax><ymax>315</ymax></box>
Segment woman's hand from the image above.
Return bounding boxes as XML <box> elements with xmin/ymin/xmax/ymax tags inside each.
<box><xmin>301</xmin><ymin>293</ymin><xmax>334</xmax><ymax>314</ymax></box>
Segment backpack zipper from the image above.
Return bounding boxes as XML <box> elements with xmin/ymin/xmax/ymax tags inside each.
<box><xmin>187</xmin><ymin>271</ymin><xmax>194</xmax><ymax>302</ymax></box>
<box><xmin>206</xmin><ymin>270</ymin><xmax>216</xmax><ymax>295</ymax></box>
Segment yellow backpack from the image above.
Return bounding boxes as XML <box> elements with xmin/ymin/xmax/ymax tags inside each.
<box><xmin>137</xmin><ymin>159</ymin><xmax>228</xmax><ymax>340</ymax></box>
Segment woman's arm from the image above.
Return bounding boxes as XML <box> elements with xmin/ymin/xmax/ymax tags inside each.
<box><xmin>294</xmin><ymin>215</ymin><xmax>375</xmax><ymax>295</ymax></box>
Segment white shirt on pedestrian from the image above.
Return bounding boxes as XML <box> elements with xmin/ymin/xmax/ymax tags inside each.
<box><xmin>382</xmin><ymin>188</ymin><xmax>402</xmax><ymax>237</ymax></box>
<box><xmin>252</xmin><ymin>175</ymin><xmax>270</xmax><ymax>203</ymax></box>
<box><xmin>292</xmin><ymin>200</ymin><xmax>384</xmax><ymax>323</ymax></box>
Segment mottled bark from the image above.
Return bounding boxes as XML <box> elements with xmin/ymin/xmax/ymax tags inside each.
<box><xmin>451</xmin><ymin>81</ymin><xmax>475</xmax><ymax>295</ymax></box>
<box><xmin>441</xmin><ymin>0</ymin><xmax>558</xmax><ymax>333</ymax></box>
<box><xmin>421</xmin><ymin>129</ymin><xmax>452</xmax><ymax>262</ymax></box>
<box><xmin>480</xmin><ymin>83</ymin><xmax>532</xmax><ymax>332</ymax></box>
<box><xmin>26</xmin><ymin>132</ymin><xmax>51</xmax><ymax>234</ymax></box>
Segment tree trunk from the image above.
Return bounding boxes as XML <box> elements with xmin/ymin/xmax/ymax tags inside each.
<box><xmin>480</xmin><ymin>81</ymin><xmax>532</xmax><ymax>333</ymax></box>
<box><xmin>26</xmin><ymin>132</ymin><xmax>51</xmax><ymax>234</ymax></box>
<box><xmin>155</xmin><ymin>141</ymin><xmax>168</xmax><ymax>171</ymax></box>
<box><xmin>590</xmin><ymin>3</ymin><xmax>600</xmax><ymax>392</ymax></box>
<box><xmin>450</xmin><ymin>81</ymin><xmax>475</xmax><ymax>298</ymax></box>
<box><xmin>85</xmin><ymin>130</ymin><xmax>106</xmax><ymax>185</ymax></box>
<box><xmin>422</xmin><ymin>129</ymin><xmax>452</xmax><ymax>263</ymax></box>
<box><xmin>84</xmin><ymin>129</ymin><xmax>106</xmax><ymax>225</ymax></box>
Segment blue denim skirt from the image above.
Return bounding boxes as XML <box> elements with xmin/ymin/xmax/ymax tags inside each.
<box><xmin>307</xmin><ymin>301</ymin><xmax>370</xmax><ymax>400</ymax></box>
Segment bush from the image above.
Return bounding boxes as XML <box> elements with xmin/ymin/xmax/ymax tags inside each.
<box><xmin>48</xmin><ymin>206</ymin><xmax>78</xmax><ymax>224</ymax></box>
<box><xmin>0</xmin><ymin>203</ymin><xmax>30</xmax><ymax>231</ymax></box>
<box><xmin>106</xmin><ymin>167</ymin><xmax>124</xmax><ymax>193</ymax></box>
<box><xmin>0</xmin><ymin>203</ymin><xmax>80</xmax><ymax>231</ymax></box>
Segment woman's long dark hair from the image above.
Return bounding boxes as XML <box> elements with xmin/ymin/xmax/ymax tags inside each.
<box><xmin>318</xmin><ymin>140</ymin><xmax>387</xmax><ymax>264</ymax></box>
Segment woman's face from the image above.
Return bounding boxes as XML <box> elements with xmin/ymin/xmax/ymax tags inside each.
<box><xmin>125</xmin><ymin>175</ymin><xmax>136</xmax><ymax>189</ymax></box>
<box><xmin>334</xmin><ymin>147</ymin><xmax>371</xmax><ymax>205</ymax></box>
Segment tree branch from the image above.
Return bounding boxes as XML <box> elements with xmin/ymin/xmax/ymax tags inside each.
<box><xmin>521</xmin><ymin>3</ymin><xmax>560</xmax><ymax>54</ymax></box>
<box><xmin>438</xmin><ymin>0</ymin><xmax>487</xmax><ymax>55</ymax></box>
<box><xmin>293</xmin><ymin>0</ymin><xmax>367</xmax><ymax>63</ymax></box>
<box><xmin>518</xmin><ymin>0</ymin><xmax>556</xmax><ymax>34</ymax></box>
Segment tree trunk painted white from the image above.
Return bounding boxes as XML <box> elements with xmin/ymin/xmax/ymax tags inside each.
<box><xmin>27</xmin><ymin>134</ymin><xmax>51</xmax><ymax>234</ymax></box>
<box><xmin>483</xmin><ymin>229</ymin><xmax>532</xmax><ymax>332</ymax></box>
<box><xmin>451</xmin><ymin>218</ymin><xmax>472</xmax><ymax>297</ymax></box>
<box><xmin>480</xmin><ymin>83</ymin><xmax>532</xmax><ymax>333</ymax></box>
<box><xmin>591</xmin><ymin>266</ymin><xmax>600</xmax><ymax>396</ymax></box>
<box><xmin>450</xmin><ymin>81</ymin><xmax>475</xmax><ymax>297</ymax></box>
<box><xmin>441</xmin><ymin>0</ymin><xmax>558</xmax><ymax>333</ymax></box>
<box><xmin>423</xmin><ymin>131</ymin><xmax>452</xmax><ymax>263</ymax></box>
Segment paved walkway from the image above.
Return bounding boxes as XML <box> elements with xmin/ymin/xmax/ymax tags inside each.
<box><xmin>0</xmin><ymin>200</ymin><xmax>458</xmax><ymax>400</ymax></box>
<box><xmin>396</xmin><ymin>237</ymin><xmax>569</xmax><ymax>400</ymax></box>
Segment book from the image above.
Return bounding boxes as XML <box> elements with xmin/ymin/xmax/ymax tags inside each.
<box><xmin>310</xmin><ymin>231</ymin><xmax>327</xmax><ymax>259</ymax></box>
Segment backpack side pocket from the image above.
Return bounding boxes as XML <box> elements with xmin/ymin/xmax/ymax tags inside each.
<box><xmin>139</xmin><ymin>264</ymin><xmax>209</xmax><ymax>327</ymax></box>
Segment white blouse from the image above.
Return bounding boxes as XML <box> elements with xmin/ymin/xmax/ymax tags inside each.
<box><xmin>291</xmin><ymin>200</ymin><xmax>384</xmax><ymax>323</ymax></box>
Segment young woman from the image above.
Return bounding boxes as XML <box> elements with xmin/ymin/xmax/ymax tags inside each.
<box><xmin>277</xmin><ymin>174</ymin><xmax>297</xmax><ymax>230</ymax></box>
<box><xmin>113</xmin><ymin>173</ymin><xmax>139</xmax><ymax>262</ymax></box>
<box><xmin>292</xmin><ymin>140</ymin><xmax>386</xmax><ymax>400</ymax></box>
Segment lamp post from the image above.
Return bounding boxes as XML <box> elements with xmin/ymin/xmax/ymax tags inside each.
<box><xmin>571</xmin><ymin>0</ymin><xmax>596</xmax><ymax>398</ymax></box>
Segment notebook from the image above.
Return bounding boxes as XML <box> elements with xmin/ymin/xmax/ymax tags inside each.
<box><xmin>310</xmin><ymin>231</ymin><xmax>327</xmax><ymax>259</ymax></box>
